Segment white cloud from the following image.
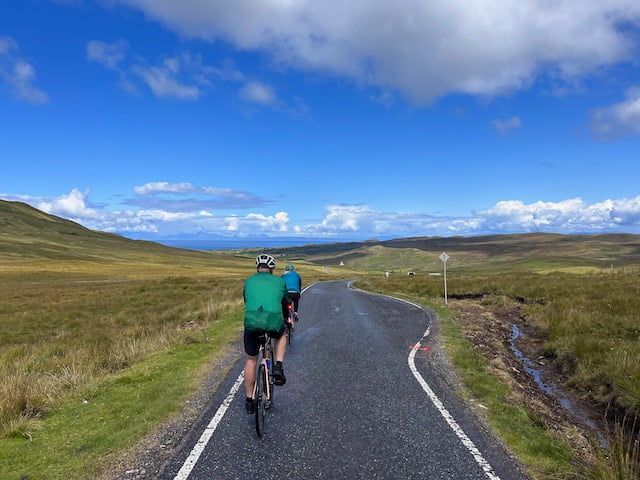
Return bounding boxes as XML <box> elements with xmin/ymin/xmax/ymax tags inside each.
<box><xmin>300</xmin><ymin>197</ymin><xmax>640</xmax><ymax>237</ymax></box>
<box><xmin>35</xmin><ymin>188</ymin><xmax>101</xmax><ymax>220</ymax></box>
<box><xmin>112</xmin><ymin>1</ymin><xmax>640</xmax><ymax>104</ymax></box>
<box><xmin>3</xmin><ymin>190</ymin><xmax>640</xmax><ymax>238</ymax></box>
<box><xmin>132</xmin><ymin>58</ymin><xmax>201</xmax><ymax>100</ymax></box>
<box><xmin>0</xmin><ymin>36</ymin><xmax>48</xmax><ymax>104</ymax></box>
<box><xmin>134</xmin><ymin>182</ymin><xmax>195</xmax><ymax>195</ymax></box>
<box><xmin>493</xmin><ymin>116</ymin><xmax>522</xmax><ymax>134</ymax></box>
<box><xmin>86</xmin><ymin>39</ymin><xmax>128</xmax><ymax>69</ymax></box>
<box><xmin>130</xmin><ymin>182</ymin><xmax>268</xmax><ymax>210</ymax></box>
<box><xmin>239</xmin><ymin>81</ymin><xmax>278</xmax><ymax>106</ymax></box>
<box><xmin>590</xmin><ymin>87</ymin><xmax>640</xmax><ymax>140</ymax></box>
<box><xmin>87</xmin><ymin>41</ymin><xmax>245</xmax><ymax>100</ymax></box>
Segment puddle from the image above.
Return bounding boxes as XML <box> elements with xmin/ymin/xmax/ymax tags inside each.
<box><xmin>509</xmin><ymin>323</ymin><xmax>606</xmax><ymax>446</ymax></box>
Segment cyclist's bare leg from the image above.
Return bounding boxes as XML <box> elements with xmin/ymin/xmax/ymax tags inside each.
<box><xmin>244</xmin><ymin>354</ymin><xmax>258</xmax><ymax>397</ymax></box>
<box><xmin>274</xmin><ymin>335</ymin><xmax>286</xmax><ymax>363</ymax></box>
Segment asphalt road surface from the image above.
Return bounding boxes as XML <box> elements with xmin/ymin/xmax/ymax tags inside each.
<box><xmin>162</xmin><ymin>280</ymin><xmax>528</xmax><ymax>480</ymax></box>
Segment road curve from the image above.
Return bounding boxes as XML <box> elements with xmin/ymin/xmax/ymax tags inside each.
<box><xmin>161</xmin><ymin>280</ymin><xmax>528</xmax><ymax>480</ymax></box>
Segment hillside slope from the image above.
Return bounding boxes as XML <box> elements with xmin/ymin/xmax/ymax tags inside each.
<box><xmin>268</xmin><ymin>232</ymin><xmax>640</xmax><ymax>273</ymax></box>
<box><xmin>0</xmin><ymin>200</ymin><xmax>213</xmax><ymax>263</ymax></box>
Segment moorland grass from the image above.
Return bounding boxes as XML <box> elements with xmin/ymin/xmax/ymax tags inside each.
<box><xmin>0</xmin><ymin>261</ymin><xmax>245</xmax><ymax>437</ymax></box>
<box><xmin>0</xmin><ymin>254</ymin><xmax>335</xmax><ymax>478</ymax></box>
<box><xmin>1</xmin><ymin>308</ymin><xmax>243</xmax><ymax>479</ymax></box>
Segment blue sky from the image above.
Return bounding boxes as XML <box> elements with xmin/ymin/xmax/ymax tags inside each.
<box><xmin>2</xmin><ymin>1</ymin><xmax>640</xmax><ymax>242</ymax></box>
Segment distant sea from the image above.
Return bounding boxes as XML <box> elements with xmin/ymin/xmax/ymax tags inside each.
<box><xmin>155</xmin><ymin>238</ymin><xmax>333</xmax><ymax>251</ymax></box>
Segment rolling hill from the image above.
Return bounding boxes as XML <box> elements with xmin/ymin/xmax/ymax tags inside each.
<box><xmin>0</xmin><ymin>199</ymin><xmax>216</xmax><ymax>264</ymax></box>
<box><xmin>267</xmin><ymin>232</ymin><xmax>640</xmax><ymax>273</ymax></box>
<box><xmin>3</xmin><ymin>198</ymin><xmax>640</xmax><ymax>273</ymax></box>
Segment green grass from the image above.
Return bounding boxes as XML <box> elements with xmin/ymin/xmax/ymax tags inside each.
<box><xmin>440</xmin><ymin>311</ymin><xmax>574</xmax><ymax>478</ymax></box>
<box><xmin>0</xmin><ymin>258</ymin><xmax>340</xmax><ymax>478</ymax></box>
<box><xmin>1</xmin><ymin>309</ymin><xmax>243</xmax><ymax>479</ymax></box>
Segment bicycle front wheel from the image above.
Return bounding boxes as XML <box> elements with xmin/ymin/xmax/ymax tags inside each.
<box><xmin>255</xmin><ymin>364</ymin><xmax>267</xmax><ymax>437</ymax></box>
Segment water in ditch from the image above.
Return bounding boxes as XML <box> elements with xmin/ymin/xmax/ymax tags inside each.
<box><xmin>509</xmin><ymin>323</ymin><xmax>606</xmax><ymax>446</ymax></box>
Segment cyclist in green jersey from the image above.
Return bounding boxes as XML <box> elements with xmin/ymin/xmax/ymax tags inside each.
<box><xmin>243</xmin><ymin>253</ymin><xmax>289</xmax><ymax>414</ymax></box>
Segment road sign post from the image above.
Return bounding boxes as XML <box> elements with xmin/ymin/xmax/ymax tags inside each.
<box><xmin>439</xmin><ymin>252</ymin><xmax>449</xmax><ymax>304</ymax></box>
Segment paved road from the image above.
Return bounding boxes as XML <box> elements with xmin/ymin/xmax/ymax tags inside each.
<box><xmin>162</xmin><ymin>280</ymin><xmax>528</xmax><ymax>479</ymax></box>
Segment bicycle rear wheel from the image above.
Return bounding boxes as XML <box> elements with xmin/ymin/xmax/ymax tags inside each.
<box><xmin>255</xmin><ymin>364</ymin><xmax>266</xmax><ymax>437</ymax></box>
<box><xmin>286</xmin><ymin>323</ymin><xmax>292</xmax><ymax>345</ymax></box>
<box><xmin>267</xmin><ymin>343</ymin><xmax>276</xmax><ymax>406</ymax></box>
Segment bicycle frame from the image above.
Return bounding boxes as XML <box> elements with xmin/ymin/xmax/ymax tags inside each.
<box><xmin>253</xmin><ymin>333</ymin><xmax>274</xmax><ymax>437</ymax></box>
<box><xmin>285</xmin><ymin>301</ymin><xmax>295</xmax><ymax>344</ymax></box>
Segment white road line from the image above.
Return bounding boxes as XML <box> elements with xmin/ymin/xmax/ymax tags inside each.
<box><xmin>349</xmin><ymin>283</ymin><xmax>501</xmax><ymax>480</ymax></box>
<box><xmin>173</xmin><ymin>372</ymin><xmax>244</xmax><ymax>480</ymax></box>
<box><xmin>408</xmin><ymin>334</ymin><xmax>501</xmax><ymax>480</ymax></box>
<box><xmin>174</xmin><ymin>283</ymin><xmax>314</xmax><ymax>479</ymax></box>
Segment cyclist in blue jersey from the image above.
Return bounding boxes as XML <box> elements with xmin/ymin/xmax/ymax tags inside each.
<box><xmin>243</xmin><ymin>254</ymin><xmax>289</xmax><ymax>414</ymax></box>
<box><xmin>281</xmin><ymin>264</ymin><xmax>302</xmax><ymax>321</ymax></box>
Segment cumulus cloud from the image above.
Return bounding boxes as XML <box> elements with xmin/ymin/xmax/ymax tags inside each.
<box><xmin>299</xmin><ymin>197</ymin><xmax>640</xmax><ymax>237</ymax></box>
<box><xmin>111</xmin><ymin>1</ymin><xmax>640</xmax><ymax>104</ymax></box>
<box><xmin>0</xmin><ymin>36</ymin><xmax>48</xmax><ymax>104</ymax></box>
<box><xmin>1</xmin><ymin>189</ymin><xmax>107</xmax><ymax>224</ymax></box>
<box><xmin>493</xmin><ymin>116</ymin><xmax>522</xmax><ymax>134</ymax></box>
<box><xmin>590</xmin><ymin>87</ymin><xmax>640</xmax><ymax>140</ymax></box>
<box><xmin>3</xmin><ymin>190</ymin><xmax>640</xmax><ymax>238</ymax></box>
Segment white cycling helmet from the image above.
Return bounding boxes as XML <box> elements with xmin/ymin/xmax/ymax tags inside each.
<box><xmin>256</xmin><ymin>253</ymin><xmax>277</xmax><ymax>269</ymax></box>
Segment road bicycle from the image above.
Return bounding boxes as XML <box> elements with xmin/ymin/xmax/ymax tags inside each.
<box><xmin>253</xmin><ymin>332</ymin><xmax>276</xmax><ymax>437</ymax></box>
<box><xmin>285</xmin><ymin>301</ymin><xmax>295</xmax><ymax>345</ymax></box>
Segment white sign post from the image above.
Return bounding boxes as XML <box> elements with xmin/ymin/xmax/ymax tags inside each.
<box><xmin>439</xmin><ymin>252</ymin><xmax>449</xmax><ymax>304</ymax></box>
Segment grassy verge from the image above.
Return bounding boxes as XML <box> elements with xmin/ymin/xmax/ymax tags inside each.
<box><xmin>357</xmin><ymin>271</ymin><xmax>640</xmax><ymax>412</ymax></box>
<box><xmin>355</xmin><ymin>278</ymin><xmax>577</xmax><ymax>479</ymax></box>
<box><xmin>0</xmin><ymin>255</ymin><xmax>343</xmax><ymax>479</ymax></box>
<box><xmin>1</xmin><ymin>307</ymin><xmax>243</xmax><ymax>479</ymax></box>
<box><xmin>439</xmin><ymin>308</ymin><xmax>574</xmax><ymax>478</ymax></box>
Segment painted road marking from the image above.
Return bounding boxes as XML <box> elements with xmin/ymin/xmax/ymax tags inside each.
<box><xmin>408</xmin><ymin>345</ymin><xmax>430</xmax><ymax>351</ymax></box>
<box><xmin>173</xmin><ymin>372</ymin><xmax>244</xmax><ymax>480</ymax></box>
<box><xmin>349</xmin><ymin>283</ymin><xmax>501</xmax><ymax>480</ymax></box>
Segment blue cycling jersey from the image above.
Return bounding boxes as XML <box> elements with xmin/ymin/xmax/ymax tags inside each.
<box><xmin>281</xmin><ymin>270</ymin><xmax>302</xmax><ymax>293</ymax></box>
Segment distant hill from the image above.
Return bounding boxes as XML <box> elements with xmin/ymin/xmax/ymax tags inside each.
<box><xmin>4</xmin><ymin>199</ymin><xmax>640</xmax><ymax>273</ymax></box>
<box><xmin>0</xmin><ymin>200</ymin><xmax>213</xmax><ymax>263</ymax></box>
<box><xmin>266</xmin><ymin>232</ymin><xmax>640</xmax><ymax>273</ymax></box>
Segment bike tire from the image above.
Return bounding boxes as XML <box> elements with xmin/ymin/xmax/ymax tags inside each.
<box><xmin>255</xmin><ymin>364</ymin><xmax>266</xmax><ymax>437</ymax></box>
<box><xmin>268</xmin><ymin>345</ymin><xmax>276</xmax><ymax>405</ymax></box>
<box><xmin>287</xmin><ymin>323</ymin><xmax>292</xmax><ymax>345</ymax></box>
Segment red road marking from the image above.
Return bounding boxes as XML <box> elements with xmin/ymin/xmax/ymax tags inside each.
<box><xmin>408</xmin><ymin>346</ymin><xmax>430</xmax><ymax>352</ymax></box>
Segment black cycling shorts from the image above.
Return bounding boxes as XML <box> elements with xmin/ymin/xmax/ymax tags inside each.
<box><xmin>288</xmin><ymin>291</ymin><xmax>301</xmax><ymax>311</ymax></box>
<box><xmin>244</xmin><ymin>324</ymin><xmax>285</xmax><ymax>356</ymax></box>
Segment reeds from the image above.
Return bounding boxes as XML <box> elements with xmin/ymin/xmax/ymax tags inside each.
<box><xmin>588</xmin><ymin>412</ymin><xmax>640</xmax><ymax>480</ymax></box>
